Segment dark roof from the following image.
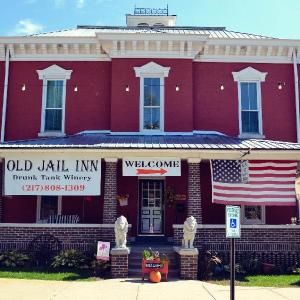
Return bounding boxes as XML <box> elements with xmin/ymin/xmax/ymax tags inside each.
<box><xmin>1</xmin><ymin>133</ymin><xmax>300</xmax><ymax>151</ymax></box>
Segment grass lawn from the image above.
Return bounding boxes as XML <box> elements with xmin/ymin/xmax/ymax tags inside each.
<box><xmin>0</xmin><ymin>268</ymin><xmax>98</xmax><ymax>281</ymax></box>
<box><xmin>209</xmin><ymin>274</ymin><xmax>300</xmax><ymax>288</ymax></box>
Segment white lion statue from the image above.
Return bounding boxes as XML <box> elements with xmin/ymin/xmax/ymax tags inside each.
<box><xmin>182</xmin><ymin>216</ymin><xmax>197</xmax><ymax>249</ymax></box>
<box><xmin>114</xmin><ymin>215</ymin><xmax>128</xmax><ymax>248</ymax></box>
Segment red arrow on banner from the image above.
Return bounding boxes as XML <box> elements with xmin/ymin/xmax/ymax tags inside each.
<box><xmin>136</xmin><ymin>168</ymin><xmax>168</xmax><ymax>175</ymax></box>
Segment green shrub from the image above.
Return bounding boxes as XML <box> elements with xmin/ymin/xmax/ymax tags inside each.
<box><xmin>0</xmin><ymin>251</ymin><xmax>30</xmax><ymax>268</ymax></box>
<box><xmin>51</xmin><ymin>249</ymin><xmax>87</xmax><ymax>269</ymax></box>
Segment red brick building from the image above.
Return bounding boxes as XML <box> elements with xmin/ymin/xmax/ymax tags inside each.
<box><xmin>0</xmin><ymin>8</ymin><xmax>300</xmax><ymax>274</ymax></box>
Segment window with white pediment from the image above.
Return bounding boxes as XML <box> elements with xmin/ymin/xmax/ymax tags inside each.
<box><xmin>134</xmin><ymin>62</ymin><xmax>170</xmax><ymax>133</ymax></box>
<box><xmin>232</xmin><ymin>67</ymin><xmax>267</xmax><ymax>138</ymax></box>
<box><xmin>37</xmin><ymin>65</ymin><xmax>72</xmax><ymax>136</ymax></box>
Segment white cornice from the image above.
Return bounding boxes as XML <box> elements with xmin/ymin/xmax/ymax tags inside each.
<box><xmin>134</xmin><ymin>61</ymin><xmax>170</xmax><ymax>77</ymax></box>
<box><xmin>37</xmin><ymin>64</ymin><xmax>72</xmax><ymax>80</ymax></box>
<box><xmin>1</xmin><ymin>34</ymin><xmax>300</xmax><ymax>62</ymax></box>
<box><xmin>232</xmin><ymin>66</ymin><xmax>267</xmax><ymax>82</ymax></box>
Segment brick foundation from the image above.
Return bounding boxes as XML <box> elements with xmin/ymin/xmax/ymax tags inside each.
<box><xmin>187</xmin><ymin>160</ymin><xmax>202</xmax><ymax>223</ymax></box>
<box><xmin>103</xmin><ymin>160</ymin><xmax>118</xmax><ymax>224</ymax></box>
<box><xmin>0</xmin><ymin>224</ymin><xmax>131</xmax><ymax>253</ymax></box>
<box><xmin>110</xmin><ymin>248</ymin><xmax>129</xmax><ymax>278</ymax></box>
<box><xmin>175</xmin><ymin>248</ymin><xmax>199</xmax><ymax>280</ymax></box>
<box><xmin>174</xmin><ymin>225</ymin><xmax>300</xmax><ymax>267</ymax></box>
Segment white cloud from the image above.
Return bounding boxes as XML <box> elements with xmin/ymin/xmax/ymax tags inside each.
<box><xmin>12</xmin><ymin>19</ymin><xmax>43</xmax><ymax>35</ymax></box>
<box><xmin>76</xmin><ymin>0</ymin><xmax>85</xmax><ymax>8</ymax></box>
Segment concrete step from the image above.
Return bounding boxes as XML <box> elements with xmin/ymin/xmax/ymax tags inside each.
<box><xmin>128</xmin><ymin>268</ymin><xmax>179</xmax><ymax>278</ymax></box>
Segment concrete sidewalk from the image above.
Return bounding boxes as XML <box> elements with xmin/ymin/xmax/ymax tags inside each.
<box><xmin>0</xmin><ymin>278</ymin><xmax>299</xmax><ymax>300</ymax></box>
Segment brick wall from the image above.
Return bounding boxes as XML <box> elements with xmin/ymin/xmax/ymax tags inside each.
<box><xmin>187</xmin><ymin>161</ymin><xmax>202</xmax><ymax>223</ymax></box>
<box><xmin>178</xmin><ymin>253</ymin><xmax>198</xmax><ymax>280</ymax></box>
<box><xmin>174</xmin><ymin>225</ymin><xmax>300</xmax><ymax>266</ymax></box>
<box><xmin>103</xmin><ymin>161</ymin><xmax>117</xmax><ymax>223</ymax></box>
<box><xmin>0</xmin><ymin>225</ymin><xmax>131</xmax><ymax>252</ymax></box>
<box><xmin>111</xmin><ymin>253</ymin><xmax>129</xmax><ymax>278</ymax></box>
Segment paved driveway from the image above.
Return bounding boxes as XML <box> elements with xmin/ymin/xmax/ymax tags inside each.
<box><xmin>0</xmin><ymin>278</ymin><xmax>299</xmax><ymax>300</ymax></box>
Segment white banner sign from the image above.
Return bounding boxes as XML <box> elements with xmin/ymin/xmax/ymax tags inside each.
<box><xmin>96</xmin><ymin>241</ymin><xmax>110</xmax><ymax>261</ymax></box>
<box><xmin>123</xmin><ymin>158</ymin><xmax>181</xmax><ymax>176</ymax></box>
<box><xmin>4</xmin><ymin>154</ymin><xmax>101</xmax><ymax>196</ymax></box>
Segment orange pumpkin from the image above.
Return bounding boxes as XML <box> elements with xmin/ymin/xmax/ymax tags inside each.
<box><xmin>149</xmin><ymin>270</ymin><xmax>161</xmax><ymax>283</ymax></box>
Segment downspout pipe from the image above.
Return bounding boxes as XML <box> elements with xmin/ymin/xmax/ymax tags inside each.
<box><xmin>293</xmin><ymin>49</ymin><xmax>300</xmax><ymax>222</ymax></box>
<box><xmin>1</xmin><ymin>46</ymin><xmax>10</xmax><ymax>143</ymax></box>
<box><xmin>293</xmin><ymin>49</ymin><xmax>300</xmax><ymax>143</ymax></box>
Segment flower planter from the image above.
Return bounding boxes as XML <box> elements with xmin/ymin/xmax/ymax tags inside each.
<box><xmin>142</xmin><ymin>258</ymin><xmax>169</xmax><ymax>281</ymax></box>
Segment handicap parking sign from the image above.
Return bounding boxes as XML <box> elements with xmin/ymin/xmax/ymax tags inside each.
<box><xmin>226</xmin><ymin>206</ymin><xmax>241</xmax><ymax>238</ymax></box>
<box><xmin>230</xmin><ymin>218</ymin><xmax>237</xmax><ymax>228</ymax></box>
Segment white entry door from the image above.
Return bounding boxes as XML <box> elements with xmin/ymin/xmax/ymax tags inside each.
<box><xmin>140</xmin><ymin>180</ymin><xmax>164</xmax><ymax>234</ymax></box>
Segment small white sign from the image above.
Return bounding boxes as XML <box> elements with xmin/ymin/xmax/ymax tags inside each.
<box><xmin>96</xmin><ymin>241</ymin><xmax>110</xmax><ymax>261</ymax></box>
<box><xmin>4</xmin><ymin>153</ymin><xmax>101</xmax><ymax>196</ymax></box>
<box><xmin>123</xmin><ymin>158</ymin><xmax>181</xmax><ymax>176</ymax></box>
<box><xmin>226</xmin><ymin>205</ymin><xmax>241</xmax><ymax>238</ymax></box>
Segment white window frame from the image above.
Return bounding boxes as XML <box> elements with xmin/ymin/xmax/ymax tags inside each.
<box><xmin>36</xmin><ymin>195</ymin><xmax>62</xmax><ymax>223</ymax></box>
<box><xmin>37</xmin><ymin>65</ymin><xmax>72</xmax><ymax>137</ymax></box>
<box><xmin>241</xmin><ymin>205</ymin><xmax>266</xmax><ymax>225</ymax></box>
<box><xmin>134</xmin><ymin>62</ymin><xmax>170</xmax><ymax>134</ymax></box>
<box><xmin>232</xmin><ymin>67</ymin><xmax>267</xmax><ymax>138</ymax></box>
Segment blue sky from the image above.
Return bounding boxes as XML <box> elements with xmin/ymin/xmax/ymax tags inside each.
<box><xmin>1</xmin><ymin>0</ymin><xmax>300</xmax><ymax>39</ymax></box>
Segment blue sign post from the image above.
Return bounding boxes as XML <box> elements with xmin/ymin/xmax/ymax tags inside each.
<box><xmin>226</xmin><ymin>206</ymin><xmax>241</xmax><ymax>300</ymax></box>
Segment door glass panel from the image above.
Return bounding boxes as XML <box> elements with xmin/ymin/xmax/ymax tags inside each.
<box><xmin>140</xmin><ymin>180</ymin><xmax>163</xmax><ymax>234</ymax></box>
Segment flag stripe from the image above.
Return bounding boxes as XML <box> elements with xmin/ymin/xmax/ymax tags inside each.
<box><xmin>214</xmin><ymin>184</ymin><xmax>295</xmax><ymax>191</ymax></box>
<box><xmin>213</xmin><ymin>199</ymin><xmax>297</xmax><ymax>206</ymax></box>
<box><xmin>250</xmin><ymin>166</ymin><xmax>297</xmax><ymax>171</ymax></box>
<box><xmin>214</xmin><ymin>192</ymin><xmax>295</xmax><ymax>198</ymax></box>
<box><xmin>249</xmin><ymin>172</ymin><xmax>295</xmax><ymax>178</ymax></box>
<box><xmin>211</xmin><ymin>160</ymin><xmax>297</xmax><ymax>206</ymax></box>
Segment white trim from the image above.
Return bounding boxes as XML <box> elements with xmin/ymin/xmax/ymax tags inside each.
<box><xmin>36</xmin><ymin>195</ymin><xmax>62</xmax><ymax>222</ymax></box>
<box><xmin>134</xmin><ymin>62</ymin><xmax>170</xmax><ymax>78</ymax></box>
<box><xmin>135</xmin><ymin>62</ymin><xmax>170</xmax><ymax>133</ymax></box>
<box><xmin>1</xmin><ymin>47</ymin><xmax>10</xmax><ymax>143</ymax></box>
<box><xmin>0</xmin><ymin>223</ymin><xmax>132</xmax><ymax>228</ymax></box>
<box><xmin>232</xmin><ymin>67</ymin><xmax>267</xmax><ymax>82</ymax></box>
<box><xmin>238</xmin><ymin>133</ymin><xmax>265</xmax><ymax>139</ymax></box>
<box><xmin>38</xmin><ymin>132</ymin><xmax>66</xmax><ymax>137</ymax></box>
<box><xmin>37</xmin><ymin>65</ymin><xmax>72</xmax><ymax>136</ymax></box>
<box><xmin>235</xmin><ymin>71</ymin><xmax>264</xmax><ymax>137</ymax></box>
<box><xmin>293</xmin><ymin>50</ymin><xmax>300</xmax><ymax>143</ymax></box>
<box><xmin>241</xmin><ymin>205</ymin><xmax>266</xmax><ymax>225</ymax></box>
<box><xmin>37</xmin><ymin>65</ymin><xmax>72</xmax><ymax>80</ymax></box>
<box><xmin>173</xmin><ymin>224</ymin><xmax>299</xmax><ymax>229</ymax></box>
<box><xmin>139</xmin><ymin>77</ymin><xmax>165</xmax><ymax>133</ymax></box>
<box><xmin>104</xmin><ymin>157</ymin><xmax>118</xmax><ymax>163</ymax></box>
<box><xmin>195</xmin><ymin>56</ymin><xmax>294</xmax><ymax>64</ymax></box>
<box><xmin>1</xmin><ymin>149</ymin><xmax>300</xmax><ymax>160</ymax></box>
<box><xmin>78</xmin><ymin>130</ymin><xmax>226</xmax><ymax>136</ymax></box>
<box><xmin>238</xmin><ymin>80</ymin><xmax>263</xmax><ymax>138</ymax></box>
<box><xmin>187</xmin><ymin>158</ymin><xmax>201</xmax><ymax>163</ymax></box>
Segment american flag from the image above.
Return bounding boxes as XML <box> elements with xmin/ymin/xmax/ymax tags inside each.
<box><xmin>211</xmin><ymin>160</ymin><xmax>297</xmax><ymax>206</ymax></box>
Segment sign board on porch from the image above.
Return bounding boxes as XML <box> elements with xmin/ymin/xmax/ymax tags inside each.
<box><xmin>4</xmin><ymin>153</ymin><xmax>101</xmax><ymax>196</ymax></box>
<box><xmin>226</xmin><ymin>205</ymin><xmax>241</xmax><ymax>238</ymax></box>
<box><xmin>123</xmin><ymin>158</ymin><xmax>181</xmax><ymax>176</ymax></box>
<box><xmin>96</xmin><ymin>241</ymin><xmax>110</xmax><ymax>261</ymax></box>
